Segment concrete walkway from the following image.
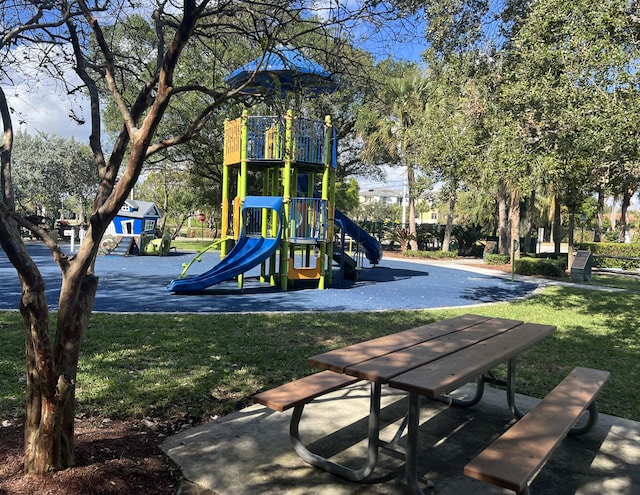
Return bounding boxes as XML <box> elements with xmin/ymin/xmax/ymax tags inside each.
<box><xmin>162</xmin><ymin>383</ymin><xmax>640</xmax><ymax>495</ymax></box>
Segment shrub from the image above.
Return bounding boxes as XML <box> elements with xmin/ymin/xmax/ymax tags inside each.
<box><xmin>402</xmin><ymin>250</ymin><xmax>458</xmax><ymax>259</ymax></box>
<box><xmin>384</xmin><ymin>227</ymin><xmax>416</xmax><ymax>251</ymax></box>
<box><xmin>452</xmin><ymin>223</ymin><xmax>486</xmax><ymax>257</ymax></box>
<box><xmin>514</xmin><ymin>257</ymin><xmax>567</xmax><ymax>277</ymax></box>
<box><xmin>484</xmin><ymin>254</ymin><xmax>510</xmax><ymax>265</ymax></box>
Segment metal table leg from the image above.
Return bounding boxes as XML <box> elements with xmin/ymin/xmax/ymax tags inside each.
<box><xmin>507</xmin><ymin>357</ymin><xmax>526</xmax><ymax>419</ymax></box>
<box><xmin>507</xmin><ymin>357</ymin><xmax>599</xmax><ymax>433</ymax></box>
<box><xmin>289</xmin><ymin>381</ymin><xmax>382</xmax><ymax>481</ymax></box>
<box><xmin>406</xmin><ymin>392</ymin><xmax>432</xmax><ymax>495</ymax></box>
<box><xmin>435</xmin><ymin>375</ymin><xmax>486</xmax><ymax>407</ymax></box>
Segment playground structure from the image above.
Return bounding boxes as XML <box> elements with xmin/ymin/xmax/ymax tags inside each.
<box><xmin>167</xmin><ymin>109</ymin><xmax>382</xmax><ymax>293</ymax></box>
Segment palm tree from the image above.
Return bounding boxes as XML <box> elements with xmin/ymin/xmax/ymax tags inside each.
<box><xmin>360</xmin><ymin>68</ymin><xmax>430</xmax><ymax>251</ymax></box>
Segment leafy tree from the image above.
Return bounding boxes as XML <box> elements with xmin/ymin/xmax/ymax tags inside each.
<box><xmin>503</xmin><ymin>0</ymin><xmax>640</xmax><ymax>253</ymax></box>
<box><xmin>385</xmin><ymin>226</ymin><xmax>415</xmax><ymax>251</ymax></box>
<box><xmin>335</xmin><ymin>178</ymin><xmax>360</xmax><ymax>215</ymax></box>
<box><xmin>418</xmin><ymin>53</ymin><xmax>488</xmax><ymax>251</ymax></box>
<box><xmin>455</xmin><ymin>189</ymin><xmax>497</xmax><ymax>235</ymax></box>
<box><xmin>11</xmin><ymin>131</ymin><xmax>97</xmax><ymax>223</ymax></box>
<box><xmin>357</xmin><ymin>64</ymin><xmax>431</xmax><ymax>250</ymax></box>
<box><xmin>0</xmin><ymin>0</ymin><xmax>409</xmax><ymax>475</ymax></box>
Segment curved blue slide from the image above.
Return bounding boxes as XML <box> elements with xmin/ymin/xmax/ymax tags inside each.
<box><xmin>167</xmin><ymin>197</ymin><xmax>283</xmax><ymax>293</ymax></box>
<box><xmin>297</xmin><ymin>175</ymin><xmax>382</xmax><ymax>265</ymax></box>
<box><xmin>334</xmin><ymin>209</ymin><xmax>382</xmax><ymax>265</ymax></box>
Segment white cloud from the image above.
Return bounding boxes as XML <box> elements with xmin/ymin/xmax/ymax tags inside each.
<box><xmin>357</xmin><ymin>165</ymin><xmax>407</xmax><ymax>192</ymax></box>
<box><xmin>3</xmin><ymin>45</ymin><xmax>91</xmax><ymax>141</ymax></box>
<box><xmin>10</xmin><ymin>86</ymin><xmax>90</xmax><ymax>141</ymax></box>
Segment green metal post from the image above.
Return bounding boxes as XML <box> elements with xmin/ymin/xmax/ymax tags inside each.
<box><xmin>221</xmin><ymin>120</ymin><xmax>230</xmax><ymax>259</ymax></box>
<box><xmin>280</xmin><ymin>110</ymin><xmax>294</xmax><ymax>290</ymax></box>
<box><xmin>511</xmin><ymin>239</ymin><xmax>519</xmax><ymax>282</ymax></box>
<box><xmin>324</xmin><ymin>115</ymin><xmax>335</xmax><ymax>287</ymax></box>
<box><xmin>237</xmin><ymin>110</ymin><xmax>249</xmax><ymax>290</ymax></box>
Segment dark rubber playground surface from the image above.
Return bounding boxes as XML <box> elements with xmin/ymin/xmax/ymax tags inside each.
<box><xmin>0</xmin><ymin>243</ymin><xmax>539</xmax><ymax>313</ymax></box>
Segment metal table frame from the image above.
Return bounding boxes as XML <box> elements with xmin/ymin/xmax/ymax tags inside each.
<box><xmin>287</xmin><ymin>361</ymin><xmax>527</xmax><ymax>492</ymax></box>
<box><xmin>284</xmin><ymin>316</ymin><xmax>598</xmax><ymax>492</ymax></box>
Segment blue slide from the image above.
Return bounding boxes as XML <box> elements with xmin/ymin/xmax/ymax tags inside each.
<box><xmin>167</xmin><ymin>196</ymin><xmax>283</xmax><ymax>293</ymax></box>
<box><xmin>334</xmin><ymin>209</ymin><xmax>382</xmax><ymax>265</ymax></box>
<box><xmin>297</xmin><ymin>175</ymin><xmax>382</xmax><ymax>265</ymax></box>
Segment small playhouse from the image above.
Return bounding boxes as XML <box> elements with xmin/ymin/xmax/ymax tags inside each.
<box><xmin>100</xmin><ymin>199</ymin><xmax>167</xmax><ymax>255</ymax></box>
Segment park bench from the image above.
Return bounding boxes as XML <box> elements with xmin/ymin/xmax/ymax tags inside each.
<box><xmin>464</xmin><ymin>366</ymin><xmax>610</xmax><ymax>495</ymax></box>
<box><xmin>253</xmin><ymin>370</ymin><xmax>360</xmax><ymax>412</ymax></box>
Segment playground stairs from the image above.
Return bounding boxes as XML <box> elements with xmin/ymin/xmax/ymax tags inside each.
<box><xmin>109</xmin><ymin>237</ymin><xmax>136</xmax><ymax>256</ymax></box>
<box><xmin>333</xmin><ymin>251</ymin><xmax>358</xmax><ymax>281</ymax></box>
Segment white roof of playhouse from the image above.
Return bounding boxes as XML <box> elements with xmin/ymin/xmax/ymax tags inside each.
<box><xmin>118</xmin><ymin>200</ymin><xmax>161</xmax><ymax>219</ymax></box>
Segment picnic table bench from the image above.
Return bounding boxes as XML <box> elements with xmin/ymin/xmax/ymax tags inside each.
<box><xmin>464</xmin><ymin>366</ymin><xmax>609</xmax><ymax>494</ymax></box>
<box><xmin>252</xmin><ymin>315</ymin><xmax>609</xmax><ymax>493</ymax></box>
<box><xmin>253</xmin><ymin>370</ymin><xmax>360</xmax><ymax>412</ymax></box>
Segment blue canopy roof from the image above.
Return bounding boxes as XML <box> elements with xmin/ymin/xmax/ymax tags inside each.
<box><xmin>226</xmin><ymin>47</ymin><xmax>338</xmax><ymax>98</ymax></box>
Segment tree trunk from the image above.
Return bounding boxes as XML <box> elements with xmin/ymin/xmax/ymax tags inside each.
<box><xmin>407</xmin><ymin>163</ymin><xmax>418</xmax><ymax>251</ymax></box>
<box><xmin>408</xmin><ymin>198</ymin><xmax>418</xmax><ymax>251</ymax></box>
<box><xmin>509</xmin><ymin>190</ymin><xmax>521</xmax><ymax>261</ymax></box>
<box><xmin>20</xmin><ymin>248</ymin><xmax>99</xmax><ymax>474</ymax></box>
<box><xmin>567</xmin><ymin>210</ymin><xmax>575</xmax><ymax>270</ymax></box>
<box><xmin>497</xmin><ymin>181</ymin><xmax>509</xmax><ymax>255</ymax></box>
<box><xmin>523</xmin><ymin>189</ymin><xmax>535</xmax><ymax>254</ymax></box>
<box><xmin>609</xmin><ymin>196</ymin><xmax>617</xmax><ymax>232</ymax></box>
<box><xmin>553</xmin><ymin>194</ymin><xmax>562</xmax><ymax>254</ymax></box>
<box><xmin>442</xmin><ymin>193</ymin><xmax>456</xmax><ymax>252</ymax></box>
<box><xmin>407</xmin><ymin>165</ymin><xmax>418</xmax><ymax>252</ymax></box>
<box><xmin>23</xmin><ymin>322</ymin><xmax>75</xmax><ymax>473</ymax></box>
<box><xmin>618</xmin><ymin>187</ymin><xmax>632</xmax><ymax>243</ymax></box>
<box><xmin>594</xmin><ymin>188</ymin><xmax>604</xmax><ymax>242</ymax></box>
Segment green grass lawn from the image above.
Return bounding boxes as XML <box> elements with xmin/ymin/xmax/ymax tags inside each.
<box><xmin>170</xmin><ymin>239</ymin><xmax>216</xmax><ymax>252</ymax></box>
<box><xmin>587</xmin><ymin>273</ymin><xmax>640</xmax><ymax>291</ymax></box>
<box><xmin>1</xmin><ymin>284</ymin><xmax>638</xmax><ymax>423</ymax></box>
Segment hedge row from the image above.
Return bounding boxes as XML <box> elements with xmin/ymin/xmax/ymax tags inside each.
<box><xmin>484</xmin><ymin>254</ymin><xmax>510</xmax><ymax>265</ymax></box>
<box><xmin>574</xmin><ymin>242</ymin><xmax>640</xmax><ymax>269</ymax></box>
<box><xmin>514</xmin><ymin>257</ymin><xmax>567</xmax><ymax>277</ymax></box>
<box><xmin>402</xmin><ymin>249</ymin><xmax>459</xmax><ymax>259</ymax></box>
<box><xmin>484</xmin><ymin>254</ymin><xmax>567</xmax><ymax>277</ymax></box>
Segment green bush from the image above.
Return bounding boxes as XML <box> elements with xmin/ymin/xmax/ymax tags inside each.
<box><xmin>452</xmin><ymin>223</ymin><xmax>486</xmax><ymax>256</ymax></box>
<box><xmin>402</xmin><ymin>249</ymin><xmax>458</xmax><ymax>259</ymax></box>
<box><xmin>484</xmin><ymin>254</ymin><xmax>510</xmax><ymax>265</ymax></box>
<box><xmin>514</xmin><ymin>257</ymin><xmax>567</xmax><ymax>277</ymax></box>
<box><xmin>574</xmin><ymin>242</ymin><xmax>640</xmax><ymax>269</ymax></box>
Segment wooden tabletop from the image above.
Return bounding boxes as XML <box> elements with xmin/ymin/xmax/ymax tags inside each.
<box><xmin>307</xmin><ymin>314</ymin><xmax>556</xmax><ymax>399</ymax></box>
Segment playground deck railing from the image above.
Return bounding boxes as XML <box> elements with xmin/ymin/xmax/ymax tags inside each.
<box><xmin>242</xmin><ymin>205</ymin><xmax>280</xmax><ymax>239</ymax></box>
<box><xmin>292</xmin><ymin>118</ymin><xmax>326</xmax><ymax>165</ymax></box>
<box><xmin>225</xmin><ymin>115</ymin><xmax>332</xmax><ymax>166</ymax></box>
<box><xmin>289</xmin><ymin>197</ymin><xmax>328</xmax><ymax>244</ymax></box>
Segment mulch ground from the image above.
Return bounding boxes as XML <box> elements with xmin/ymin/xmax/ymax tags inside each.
<box><xmin>0</xmin><ymin>417</ymin><xmax>206</xmax><ymax>495</ymax></box>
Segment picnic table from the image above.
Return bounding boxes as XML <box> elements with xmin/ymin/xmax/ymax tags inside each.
<box><xmin>254</xmin><ymin>314</ymin><xmax>608</xmax><ymax>494</ymax></box>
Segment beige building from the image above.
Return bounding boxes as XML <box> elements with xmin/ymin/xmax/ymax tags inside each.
<box><xmin>358</xmin><ymin>187</ymin><xmax>439</xmax><ymax>225</ymax></box>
